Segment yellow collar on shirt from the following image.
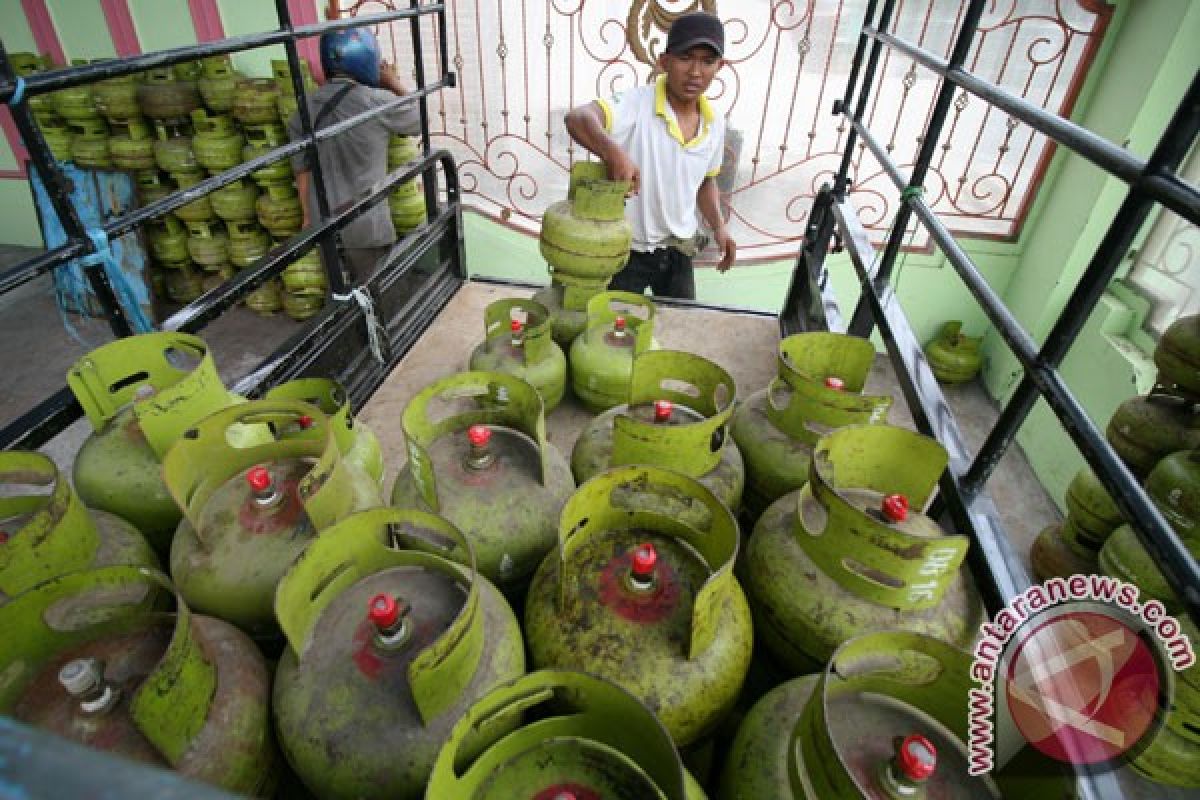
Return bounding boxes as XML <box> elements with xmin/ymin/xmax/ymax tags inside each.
<box><xmin>654</xmin><ymin>75</ymin><xmax>714</xmax><ymax>148</ymax></box>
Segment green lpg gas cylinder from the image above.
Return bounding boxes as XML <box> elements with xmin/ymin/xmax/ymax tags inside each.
<box><xmin>242</xmin><ymin>122</ymin><xmax>293</xmax><ymax>186</ymax></box>
<box><xmin>198</xmin><ymin>55</ymin><xmax>241</xmax><ymax>112</ymax></box>
<box><xmin>282</xmin><ymin>291</ymin><xmax>324</xmax><ymax>321</ymax></box>
<box><xmin>227</xmin><ymin>220</ymin><xmax>271</xmax><ymax>268</ymax></box>
<box><xmin>265</xmin><ymin>377</ymin><xmax>385</xmax><ymax>486</ymax></box>
<box><xmin>428</xmin><ymin>670</ymin><xmax>708</xmax><ymax>799</ymax></box>
<box><xmin>387</xmin><ymin>133</ymin><xmax>420</xmax><ymax>168</ymax></box>
<box><xmin>93</xmin><ymin>73</ymin><xmax>141</xmax><ymax>123</ymax></box>
<box><xmin>1099</xmin><ymin>449</ymin><xmax>1200</xmax><ymax>612</ymax></box>
<box><xmin>1031</xmin><ymin>464</ymin><xmax>1124</xmax><ymax>581</ymax></box>
<box><xmin>390</xmin><ymin>372</ymin><xmax>575</xmax><ymax>598</ymax></box>
<box><xmin>0</xmin><ymin>566</ymin><xmax>279</xmax><ymax>796</ymax></box>
<box><xmin>924</xmin><ymin>320</ymin><xmax>983</xmax><ymax>384</ymax></box>
<box><xmin>731</xmin><ymin>332</ymin><xmax>892</xmax><ymax>521</ymax></box>
<box><xmin>166</xmin><ymin>401</ymin><xmax>383</xmax><ymax>640</ymax></box>
<box><xmin>1156</xmin><ymin>313</ymin><xmax>1200</xmax><ymax>397</ymax></box>
<box><xmin>273</xmin><ymin>508</ymin><xmax>525</xmax><ymax>800</ymax></box>
<box><xmin>68</xmin><ymin>118</ymin><xmax>111</xmax><ymax>169</ymax></box>
<box><xmin>0</xmin><ymin>452</ymin><xmax>157</xmax><ymax>603</ymax></box>
<box><xmin>109</xmin><ymin>119</ymin><xmax>156</xmax><ymax>170</ymax></box>
<box><xmin>572</xmin><ymin>350</ymin><xmax>744</xmax><ymax>513</ymax></box>
<box><xmin>718</xmin><ymin>631</ymin><xmax>1074</xmax><ymax>799</ymax></box>
<box><xmin>467</xmin><ymin>298</ymin><xmax>567</xmax><ymax>412</ymax></box>
<box><xmin>569</xmin><ymin>290</ymin><xmax>657</xmax><ymax>412</ymax></box>
<box><xmin>389</xmin><ymin>180</ymin><xmax>427</xmax><ymax>234</ymax></box>
<box><xmin>256</xmin><ymin>183</ymin><xmax>303</xmax><ymax>237</ymax></box>
<box><xmin>153</xmin><ymin>120</ymin><xmax>197</xmax><ymax>173</ymax></box>
<box><xmin>244</xmin><ymin>279</ymin><xmax>283</xmax><ymax>315</ymax></box>
<box><xmin>271</xmin><ymin>58</ymin><xmax>316</xmax><ymax>122</ymax></box>
<box><xmin>233</xmin><ymin>78</ymin><xmax>280</xmax><ymax>125</ymax></box>
<box><xmin>538</xmin><ymin>161</ymin><xmax>633</xmax><ymax>345</ymax></box>
<box><xmin>1106</xmin><ymin>390</ymin><xmax>1200</xmax><ymax>478</ymax></box>
<box><xmin>526</xmin><ymin>465</ymin><xmax>752</xmax><ymax>747</ymax></box>
<box><xmin>68</xmin><ymin>333</ymin><xmax>247</xmax><ymax>552</ymax></box>
<box><xmin>190</xmin><ymin>110</ymin><xmax>243</xmax><ymax>173</ymax></box>
<box><xmin>169</xmin><ymin>169</ymin><xmax>216</xmax><ymax>223</ymax></box>
<box><xmin>40</xmin><ymin>117</ymin><xmax>74</xmax><ymax>162</ymax></box>
<box><xmin>165</xmin><ymin>265</ymin><xmax>204</xmax><ymax>302</ymax></box>
<box><xmin>1129</xmin><ymin>614</ymin><xmax>1200</xmax><ymax>787</ymax></box>
<box><xmin>743</xmin><ymin>425</ymin><xmax>985</xmax><ymax>675</ymax></box>
<box><xmin>281</xmin><ymin>248</ymin><xmax>327</xmax><ymax>293</ymax></box>
<box><xmin>51</xmin><ymin>61</ymin><xmax>99</xmax><ymax>121</ymax></box>
<box><xmin>184</xmin><ymin>219</ymin><xmax>230</xmax><ymax>268</ymax></box>
<box><xmin>211</xmin><ymin>177</ymin><xmax>259</xmax><ymax>222</ymax></box>
<box><xmin>147</xmin><ymin>215</ymin><xmax>189</xmax><ymax>264</ymax></box>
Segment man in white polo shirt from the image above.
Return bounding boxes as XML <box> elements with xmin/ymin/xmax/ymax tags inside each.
<box><xmin>564</xmin><ymin>11</ymin><xmax>736</xmax><ymax>299</ymax></box>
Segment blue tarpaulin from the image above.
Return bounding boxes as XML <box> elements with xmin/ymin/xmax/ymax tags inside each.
<box><xmin>28</xmin><ymin>162</ymin><xmax>155</xmax><ymax>334</ymax></box>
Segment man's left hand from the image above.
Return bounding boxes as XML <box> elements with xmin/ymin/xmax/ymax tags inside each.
<box><xmin>714</xmin><ymin>227</ymin><xmax>736</xmax><ymax>272</ymax></box>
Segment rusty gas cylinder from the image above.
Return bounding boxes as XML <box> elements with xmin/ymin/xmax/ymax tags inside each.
<box><xmin>1156</xmin><ymin>313</ymin><xmax>1200</xmax><ymax>398</ymax></box>
<box><xmin>467</xmin><ymin>298</ymin><xmax>567</xmax><ymax>412</ymax></box>
<box><xmin>428</xmin><ymin>670</ymin><xmax>707</xmax><ymax>799</ymax></box>
<box><xmin>743</xmin><ymin>425</ymin><xmax>985</xmax><ymax>674</ymax></box>
<box><xmin>1106</xmin><ymin>390</ymin><xmax>1200</xmax><ymax>478</ymax></box>
<box><xmin>1</xmin><ymin>566</ymin><xmax>279</xmax><ymax>795</ymax></box>
<box><xmin>272</xmin><ymin>508</ymin><xmax>525</xmax><ymax>799</ymax></box>
<box><xmin>569</xmin><ymin>290</ymin><xmax>658</xmax><ymax>412</ymax></box>
<box><xmin>390</xmin><ymin>372</ymin><xmax>575</xmax><ymax>599</ymax></box>
<box><xmin>731</xmin><ymin>332</ymin><xmax>892</xmax><ymax>521</ymax></box>
<box><xmin>265</xmin><ymin>377</ymin><xmax>385</xmax><ymax>486</ymax></box>
<box><xmin>1099</xmin><ymin>449</ymin><xmax>1200</xmax><ymax>612</ymax></box>
<box><xmin>191</xmin><ymin>110</ymin><xmax>244</xmax><ymax>173</ymax></box>
<box><xmin>717</xmin><ymin>631</ymin><xmax>1074</xmax><ymax>798</ymax></box>
<box><xmin>525</xmin><ymin>465</ymin><xmax>753</xmax><ymax>747</ymax></box>
<box><xmin>0</xmin><ymin>452</ymin><xmax>158</xmax><ymax>603</ymax></box>
<box><xmin>138</xmin><ymin>67</ymin><xmax>200</xmax><ymax>119</ymax></box>
<box><xmin>68</xmin><ymin>332</ymin><xmax>249</xmax><ymax>553</ymax></box>
<box><xmin>572</xmin><ymin>349</ymin><xmax>744</xmax><ymax>513</ymax></box>
<box><xmin>166</xmin><ymin>401</ymin><xmax>382</xmax><ymax>641</ymax></box>
<box><xmin>1031</xmin><ymin>464</ymin><xmax>1124</xmax><ymax>582</ymax></box>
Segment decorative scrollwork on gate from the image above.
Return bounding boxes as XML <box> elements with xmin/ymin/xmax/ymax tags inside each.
<box><xmin>625</xmin><ymin>0</ymin><xmax>718</xmax><ymax>66</ymax></box>
<box><xmin>340</xmin><ymin>0</ymin><xmax>1112</xmax><ymax>264</ymax></box>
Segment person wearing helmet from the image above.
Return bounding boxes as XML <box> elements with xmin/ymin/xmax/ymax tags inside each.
<box><xmin>286</xmin><ymin>26</ymin><xmax>421</xmax><ymax>283</ymax></box>
<box><xmin>564</xmin><ymin>11</ymin><xmax>735</xmax><ymax>300</ymax></box>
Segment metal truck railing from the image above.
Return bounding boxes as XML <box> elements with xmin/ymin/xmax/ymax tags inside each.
<box><xmin>0</xmin><ymin>0</ymin><xmax>466</xmax><ymax>450</ymax></box>
<box><xmin>782</xmin><ymin>1</ymin><xmax>1198</xmax><ymax>796</ymax></box>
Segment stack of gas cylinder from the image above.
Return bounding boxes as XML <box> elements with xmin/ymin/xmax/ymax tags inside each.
<box><xmin>13</xmin><ymin>52</ymin><xmax>325</xmax><ymax>320</ymax></box>
<box><xmin>1032</xmin><ymin>312</ymin><xmax>1200</xmax><ymax>788</ymax></box>
<box><xmin>6</xmin><ymin>167</ymin><xmax>1184</xmax><ymax>799</ymax></box>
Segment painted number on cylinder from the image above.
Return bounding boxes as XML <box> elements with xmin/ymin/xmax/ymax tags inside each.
<box><xmin>907</xmin><ymin>546</ymin><xmax>960</xmax><ymax>605</ymax></box>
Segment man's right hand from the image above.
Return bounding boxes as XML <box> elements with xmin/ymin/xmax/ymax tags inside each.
<box><xmin>604</xmin><ymin>149</ymin><xmax>640</xmax><ymax>196</ymax></box>
<box><xmin>379</xmin><ymin>61</ymin><xmax>409</xmax><ymax>95</ymax></box>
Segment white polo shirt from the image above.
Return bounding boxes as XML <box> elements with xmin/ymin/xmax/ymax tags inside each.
<box><xmin>597</xmin><ymin>76</ymin><xmax>724</xmax><ymax>252</ymax></box>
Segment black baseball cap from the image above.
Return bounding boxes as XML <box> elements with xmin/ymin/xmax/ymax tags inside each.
<box><xmin>665</xmin><ymin>11</ymin><xmax>725</xmax><ymax>58</ymax></box>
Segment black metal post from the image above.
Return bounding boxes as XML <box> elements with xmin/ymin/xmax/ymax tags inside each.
<box><xmin>409</xmin><ymin>0</ymin><xmax>439</xmax><ymax>227</ymax></box>
<box><xmin>846</xmin><ymin>0</ymin><xmax>987</xmax><ymax>338</ymax></box>
<box><xmin>833</xmin><ymin>0</ymin><xmax>897</xmax><ymax>197</ymax></box>
<box><xmin>274</xmin><ymin>0</ymin><xmax>348</xmax><ymax>294</ymax></box>
<box><xmin>965</xmin><ymin>70</ymin><xmax>1200</xmax><ymax>492</ymax></box>
<box><xmin>0</xmin><ymin>45</ymin><xmax>132</xmax><ymax>337</ymax></box>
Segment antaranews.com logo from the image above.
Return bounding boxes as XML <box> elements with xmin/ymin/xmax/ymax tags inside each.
<box><xmin>968</xmin><ymin>573</ymin><xmax>1195</xmax><ymax>775</ymax></box>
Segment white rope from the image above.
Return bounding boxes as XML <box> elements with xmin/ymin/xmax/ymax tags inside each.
<box><xmin>333</xmin><ymin>287</ymin><xmax>386</xmax><ymax>364</ymax></box>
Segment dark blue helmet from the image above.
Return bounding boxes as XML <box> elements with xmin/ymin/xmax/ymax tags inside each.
<box><xmin>319</xmin><ymin>28</ymin><xmax>382</xmax><ymax>87</ymax></box>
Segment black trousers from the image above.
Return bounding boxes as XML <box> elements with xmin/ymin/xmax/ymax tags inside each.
<box><xmin>609</xmin><ymin>247</ymin><xmax>695</xmax><ymax>300</ymax></box>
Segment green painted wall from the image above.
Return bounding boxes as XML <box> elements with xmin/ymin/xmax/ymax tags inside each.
<box><xmin>0</xmin><ymin>5</ymin><xmax>36</xmax><ymax>240</ymax></box>
<box><xmin>130</xmin><ymin>0</ymin><xmax>197</xmax><ymax>53</ymax></box>
<box><xmin>982</xmin><ymin>0</ymin><xmax>1200</xmax><ymax>508</ymax></box>
<box><xmin>46</xmin><ymin>0</ymin><xmax>116</xmax><ymax>61</ymax></box>
<box><xmin>216</xmin><ymin>0</ymin><xmax>290</xmax><ymax>79</ymax></box>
